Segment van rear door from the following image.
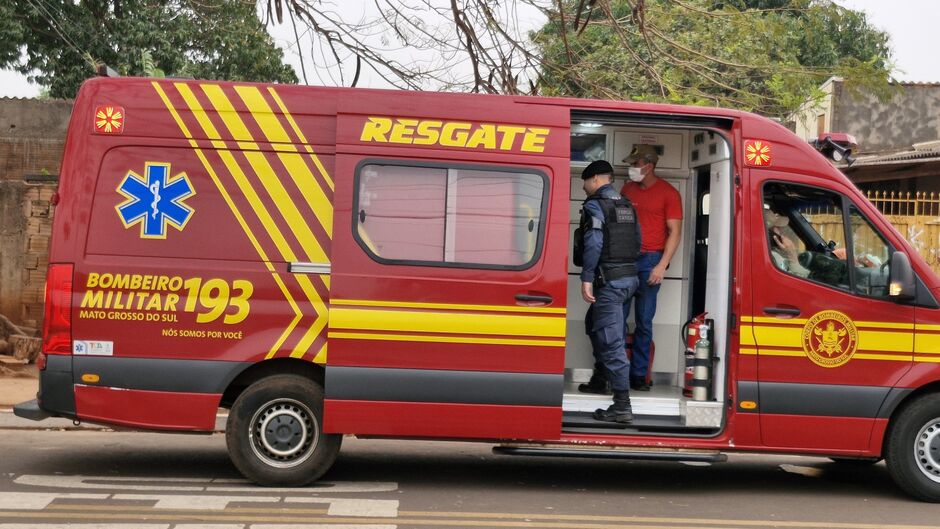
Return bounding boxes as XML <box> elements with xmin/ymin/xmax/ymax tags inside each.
<box><xmin>323</xmin><ymin>97</ymin><xmax>570</xmax><ymax>440</ymax></box>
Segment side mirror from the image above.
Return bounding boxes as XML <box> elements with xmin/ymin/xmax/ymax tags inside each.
<box><xmin>888</xmin><ymin>251</ymin><xmax>916</xmax><ymax>301</ymax></box>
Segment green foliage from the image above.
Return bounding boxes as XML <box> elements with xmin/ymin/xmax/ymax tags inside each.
<box><xmin>1</xmin><ymin>0</ymin><xmax>297</xmax><ymax>99</ymax></box>
<box><xmin>531</xmin><ymin>0</ymin><xmax>892</xmax><ymax>117</ymax></box>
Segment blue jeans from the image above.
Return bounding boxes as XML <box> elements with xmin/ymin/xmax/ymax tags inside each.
<box><xmin>585</xmin><ymin>276</ymin><xmax>639</xmax><ymax>392</ymax></box>
<box><xmin>623</xmin><ymin>252</ymin><xmax>663</xmax><ymax>379</ymax></box>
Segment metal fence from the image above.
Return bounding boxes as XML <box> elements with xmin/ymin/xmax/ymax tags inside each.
<box><xmin>866</xmin><ymin>191</ymin><xmax>940</xmax><ymax>276</ymax></box>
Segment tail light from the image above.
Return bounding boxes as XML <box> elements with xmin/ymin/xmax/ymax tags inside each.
<box><xmin>42</xmin><ymin>263</ymin><xmax>73</xmax><ymax>355</ymax></box>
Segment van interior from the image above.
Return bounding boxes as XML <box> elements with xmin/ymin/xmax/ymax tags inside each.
<box><xmin>563</xmin><ymin>111</ymin><xmax>733</xmax><ymax>435</ymax></box>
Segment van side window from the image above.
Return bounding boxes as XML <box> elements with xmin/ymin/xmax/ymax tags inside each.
<box><xmin>762</xmin><ymin>182</ymin><xmax>896</xmax><ymax>297</ymax></box>
<box><xmin>848</xmin><ymin>206</ymin><xmax>892</xmax><ymax>297</ymax></box>
<box><xmin>355</xmin><ymin>163</ymin><xmax>545</xmax><ymax>268</ymax></box>
<box><xmin>762</xmin><ymin>183</ymin><xmax>848</xmax><ymax>290</ymax></box>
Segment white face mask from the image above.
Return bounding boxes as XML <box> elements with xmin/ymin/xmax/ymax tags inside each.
<box><xmin>627</xmin><ymin>166</ymin><xmax>645</xmax><ymax>182</ymax></box>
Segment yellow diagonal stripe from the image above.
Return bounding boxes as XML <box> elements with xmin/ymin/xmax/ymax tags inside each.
<box><xmin>330</xmin><ymin>308</ymin><xmax>566</xmax><ymax>338</ymax></box>
<box><xmin>312</xmin><ymin>342</ymin><xmax>328</xmax><ymax>364</ymax></box>
<box><xmin>290</xmin><ymin>274</ymin><xmax>329</xmax><ymax>360</ymax></box>
<box><xmin>156</xmin><ymin>82</ymin><xmax>301</xmax><ymax>358</ymax></box>
<box><xmin>202</xmin><ymin>84</ymin><xmax>326</xmax><ymax>264</ymax></box>
<box><xmin>267</xmin><ymin>86</ymin><xmax>335</xmax><ymax>191</ymax></box>
<box><xmin>200</xmin><ymin>83</ymin><xmax>330</xmax><ymax>360</ymax></box>
<box><xmin>235</xmin><ymin>86</ymin><xmax>333</xmax><ymax>238</ymax></box>
<box><xmin>175</xmin><ymin>83</ymin><xmax>223</xmax><ymax>140</ymax></box>
<box><xmin>241</xmin><ymin>150</ymin><xmax>328</xmax><ymax>263</ymax></box>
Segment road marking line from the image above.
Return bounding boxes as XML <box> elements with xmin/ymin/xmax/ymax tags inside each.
<box><xmin>112</xmin><ymin>494</ymin><xmax>283</xmax><ymax>510</ymax></box>
<box><xmin>0</xmin><ymin>493</ymin><xmax>108</xmax><ymax>510</ymax></box>
<box><xmin>254</xmin><ymin>526</ymin><xmax>396</xmax><ymax>529</ymax></box>
<box><xmin>14</xmin><ymin>475</ymin><xmax>398</xmax><ymax>494</ymax></box>
<box><xmin>0</xmin><ymin>525</ymin><xmax>170</xmax><ymax>529</ymax></box>
<box><xmin>5</xmin><ymin>511</ymin><xmax>939</xmax><ymax>529</ymax></box>
<box><xmin>45</xmin><ymin>505</ymin><xmax>328</xmax><ymax>514</ymax></box>
<box><xmin>285</xmin><ymin>498</ymin><xmax>400</xmax><ymax>517</ymax></box>
<box><xmin>172</xmin><ymin>526</ymin><xmax>244</xmax><ymax>529</ymax></box>
<box><xmin>397</xmin><ymin>510</ymin><xmax>940</xmax><ymax>529</ymax></box>
<box><xmin>46</xmin><ymin>495</ymin><xmax>398</xmax><ymax>517</ymax></box>
<box><xmin>20</xmin><ymin>505</ymin><xmax>940</xmax><ymax>529</ymax></box>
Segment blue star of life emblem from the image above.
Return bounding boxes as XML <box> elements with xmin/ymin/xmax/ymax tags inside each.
<box><xmin>116</xmin><ymin>162</ymin><xmax>195</xmax><ymax>239</ymax></box>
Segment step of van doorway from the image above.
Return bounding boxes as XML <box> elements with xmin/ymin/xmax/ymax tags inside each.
<box><xmin>561</xmin><ymin>411</ymin><xmax>717</xmax><ymax>435</ymax></box>
<box><xmin>561</xmin><ymin>383</ymin><xmax>722</xmax><ymax>435</ymax></box>
<box><xmin>562</xmin><ymin>382</ymin><xmax>683</xmax><ymax>416</ymax></box>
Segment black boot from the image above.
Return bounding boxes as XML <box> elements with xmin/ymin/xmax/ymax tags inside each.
<box><xmin>593</xmin><ymin>390</ymin><xmax>634</xmax><ymax>424</ymax></box>
<box><xmin>630</xmin><ymin>375</ymin><xmax>651</xmax><ymax>392</ymax></box>
<box><xmin>578</xmin><ymin>371</ymin><xmax>611</xmax><ymax>395</ymax></box>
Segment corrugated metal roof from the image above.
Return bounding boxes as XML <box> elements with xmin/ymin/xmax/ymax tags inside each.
<box><xmin>0</xmin><ymin>96</ymin><xmax>73</xmax><ymax>103</ymax></box>
<box><xmin>846</xmin><ymin>147</ymin><xmax>940</xmax><ymax>167</ymax></box>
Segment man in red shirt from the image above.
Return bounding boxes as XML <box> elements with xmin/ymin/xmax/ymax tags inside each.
<box><xmin>620</xmin><ymin>144</ymin><xmax>683</xmax><ymax>391</ymax></box>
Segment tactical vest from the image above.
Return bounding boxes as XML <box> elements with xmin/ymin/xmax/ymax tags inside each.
<box><xmin>573</xmin><ymin>195</ymin><xmax>640</xmax><ymax>280</ymax></box>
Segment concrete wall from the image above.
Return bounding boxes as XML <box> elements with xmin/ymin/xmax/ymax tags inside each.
<box><xmin>0</xmin><ymin>98</ymin><xmax>72</xmax><ymax>327</ymax></box>
<box><xmin>790</xmin><ymin>77</ymin><xmax>837</xmax><ymax>142</ymax></box>
<box><xmin>832</xmin><ymin>83</ymin><xmax>940</xmax><ymax>154</ymax></box>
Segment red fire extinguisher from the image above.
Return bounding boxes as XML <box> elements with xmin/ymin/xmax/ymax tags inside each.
<box><xmin>682</xmin><ymin>312</ymin><xmax>708</xmax><ymax>397</ymax></box>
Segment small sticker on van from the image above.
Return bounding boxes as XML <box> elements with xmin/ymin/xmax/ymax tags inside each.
<box><xmin>73</xmin><ymin>340</ymin><xmax>114</xmax><ymax>356</ymax></box>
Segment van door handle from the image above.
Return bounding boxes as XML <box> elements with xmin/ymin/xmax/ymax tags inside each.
<box><xmin>515</xmin><ymin>293</ymin><xmax>553</xmax><ymax>306</ymax></box>
<box><xmin>763</xmin><ymin>306</ymin><xmax>801</xmax><ymax>317</ymax></box>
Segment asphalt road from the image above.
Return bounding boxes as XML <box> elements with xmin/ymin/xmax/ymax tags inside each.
<box><xmin>0</xmin><ymin>416</ymin><xmax>937</xmax><ymax>529</ymax></box>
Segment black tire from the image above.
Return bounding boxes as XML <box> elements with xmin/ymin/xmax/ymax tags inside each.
<box><xmin>886</xmin><ymin>392</ymin><xmax>940</xmax><ymax>502</ymax></box>
<box><xmin>226</xmin><ymin>374</ymin><xmax>342</xmax><ymax>486</ymax></box>
<box><xmin>828</xmin><ymin>457</ymin><xmax>882</xmax><ymax>466</ymax></box>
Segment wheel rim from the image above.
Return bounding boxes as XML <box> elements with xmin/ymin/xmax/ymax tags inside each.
<box><xmin>248</xmin><ymin>398</ymin><xmax>319</xmax><ymax>469</ymax></box>
<box><xmin>914</xmin><ymin>416</ymin><xmax>940</xmax><ymax>483</ymax></box>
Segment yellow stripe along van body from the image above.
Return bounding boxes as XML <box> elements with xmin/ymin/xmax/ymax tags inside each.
<box><xmin>738</xmin><ymin>314</ymin><xmax>940</xmax><ymax>363</ymax></box>
<box><xmin>327</xmin><ymin>299</ymin><xmax>567</xmax><ymax>348</ymax></box>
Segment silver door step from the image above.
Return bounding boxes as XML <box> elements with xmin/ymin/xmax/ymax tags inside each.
<box><xmin>563</xmin><ymin>392</ymin><xmax>681</xmax><ymax>416</ymax></box>
<box><xmin>563</xmin><ymin>384</ymin><xmax>724</xmax><ymax>428</ymax></box>
<box><xmin>494</xmin><ymin>444</ymin><xmax>727</xmax><ymax>463</ymax></box>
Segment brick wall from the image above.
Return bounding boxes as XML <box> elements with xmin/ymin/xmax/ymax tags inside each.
<box><xmin>20</xmin><ymin>184</ymin><xmax>56</xmax><ymax>327</ymax></box>
<box><xmin>0</xmin><ymin>98</ymin><xmax>73</xmax><ymax>328</ymax></box>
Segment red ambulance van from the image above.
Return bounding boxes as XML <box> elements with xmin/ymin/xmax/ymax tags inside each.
<box><xmin>15</xmin><ymin>76</ymin><xmax>940</xmax><ymax>501</ymax></box>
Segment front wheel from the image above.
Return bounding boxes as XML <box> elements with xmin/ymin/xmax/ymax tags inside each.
<box><xmin>226</xmin><ymin>374</ymin><xmax>342</xmax><ymax>486</ymax></box>
<box><xmin>886</xmin><ymin>393</ymin><xmax>940</xmax><ymax>502</ymax></box>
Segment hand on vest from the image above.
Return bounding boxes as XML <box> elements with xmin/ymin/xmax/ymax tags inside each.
<box><xmin>581</xmin><ymin>281</ymin><xmax>595</xmax><ymax>304</ymax></box>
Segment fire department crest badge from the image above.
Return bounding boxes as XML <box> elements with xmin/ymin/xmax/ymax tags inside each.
<box><xmin>801</xmin><ymin>310</ymin><xmax>858</xmax><ymax>368</ymax></box>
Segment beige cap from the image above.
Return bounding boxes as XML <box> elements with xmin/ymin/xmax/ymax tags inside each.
<box><xmin>763</xmin><ymin>208</ymin><xmax>789</xmax><ymax>228</ymax></box>
<box><xmin>623</xmin><ymin>144</ymin><xmax>660</xmax><ymax>164</ymax></box>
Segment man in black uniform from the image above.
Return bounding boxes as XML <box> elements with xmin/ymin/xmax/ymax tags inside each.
<box><xmin>574</xmin><ymin>160</ymin><xmax>641</xmax><ymax>423</ymax></box>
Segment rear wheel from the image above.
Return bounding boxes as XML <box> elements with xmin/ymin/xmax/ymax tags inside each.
<box><xmin>226</xmin><ymin>374</ymin><xmax>341</xmax><ymax>486</ymax></box>
<box><xmin>886</xmin><ymin>393</ymin><xmax>940</xmax><ymax>502</ymax></box>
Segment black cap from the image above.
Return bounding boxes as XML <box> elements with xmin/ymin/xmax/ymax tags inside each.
<box><xmin>581</xmin><ymin>160</ymin><xmax>613</xmax><ymax>180</ymax></box>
